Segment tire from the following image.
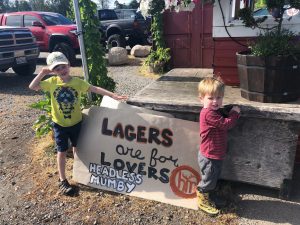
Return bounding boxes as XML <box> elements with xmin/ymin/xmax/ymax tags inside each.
<box><xmin>12</xmin><ymin>61</ymin><xmax>36</xmax><ymax>76</ymax></box>
<box><xmin>107</xmin><ymin>34</ymin><xmax>126</xmax><ymax>48</ymax></box>
<box><xmin>145</xmin><ymin>34</ymin><xmax>153</xmax><ymax>45</ymax></box>
<box><xmin>53</xmin><ymin>42</ymin><xmax>76</xmax><ymax>66</ymax></box>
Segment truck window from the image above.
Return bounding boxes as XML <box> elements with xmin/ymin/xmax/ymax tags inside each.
<box><xmin>41</xmin><ymin>13</ymin><xmax>73</xmax><ymax>25</ymax></box>
<box><xmin>24</xmin><ymin>15</ymin><xmax>40</xmax><ymax>26</ymax></box>
<box><xmin>6</xmin><ymin>15</ymin><xmax>22</xmax><ymax>26</ymax></box>
<box><xmin>123</xmin><ymin>10</ymin><xmax>135</xmax><ymax>19</ymax></box>
<box><xmin>98</xmin><ymin>10</ymin><xmax>118</xmax><ymax>20</ymax></box>
<box><xmin>114</xmin><ymin>10</ymin><xmax>123</xmax><ymax>19</ymax></box>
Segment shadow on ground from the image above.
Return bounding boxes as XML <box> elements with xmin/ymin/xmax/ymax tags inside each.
<box><xmin>235</xmin><ymin>164</ymin><xmax>300</xmax><ymax>224</ymax></box>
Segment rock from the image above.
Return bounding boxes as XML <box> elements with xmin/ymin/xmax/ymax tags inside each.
<box><xmin>108</xmin><ymin>47</ymin><xmax>128</xmax><ymax>66</ymax></box>
<box><xmin>130</xmin><ymin>45</ymin><xmax>151</xmax><ymax>57</ymax></box>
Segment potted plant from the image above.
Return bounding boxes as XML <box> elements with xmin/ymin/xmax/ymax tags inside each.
<box><xmin>145</xmin><ymin>47</ymin><xmax>171</xmax><ymax>73</ymax></box>
<box><xmin>236</xmin><ymin>0</ymin><xmax>300</xmax><ymax>103</ymax></box>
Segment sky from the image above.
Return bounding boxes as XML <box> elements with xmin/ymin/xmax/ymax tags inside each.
<box><xmin>91</xmin><ymin>0</ymin><xmax>132</xmax><ymax>9</ymax></box>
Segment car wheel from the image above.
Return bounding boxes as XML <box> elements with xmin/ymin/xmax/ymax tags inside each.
<box><xmin>12</xmin><ymin>61</ymin><xmax>36</xmax><ymax>76</ymax></box>
<box><xmin>146</xmin><ymin>34</ymin><xmax>153</xmax><ymax>45</ymax></box>
<box><xmin>53</xmin><ymin>42</ymin><xmax>76</xmax><ymax>66</ymax></box>
<box><xmin>107</xmin><ymin>34</ymin><xmax>126</xmax><ymax>48</ymax></box>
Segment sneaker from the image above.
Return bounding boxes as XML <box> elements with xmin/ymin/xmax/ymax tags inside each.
<box><xmin>59</xmin><ymin>179</ymin><xmax>75</xmax><ymax>196</ymax></box>
<box><xmin>197</xmin><ymin>190</ymin><xmax>219</xmax><ymax>215</ymax></box>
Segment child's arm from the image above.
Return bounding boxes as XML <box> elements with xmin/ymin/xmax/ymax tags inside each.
<box><xmin>205</xmin><ymin>109</ymin><xmax>240</xmax><ymax>130</ymax></box>
<box><xmin>89</xmin><ymin>85</ymin><xmax>128</xmax><ymax>101</ymax></box>
<box><xmin>29</xmin><ymin>67</ymin><xmax>52</xmax><ymax>91</ymax></box>
<box><xmin>231</xmin><ymin>106</ymin><xmax>241</xmax><ymax>114</ymax></box>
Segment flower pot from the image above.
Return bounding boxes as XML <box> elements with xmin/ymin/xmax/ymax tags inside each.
<box><xmin>237</xmin><ymin>52</ymin><xmax>300</xmax><ymax>103</ymax></box>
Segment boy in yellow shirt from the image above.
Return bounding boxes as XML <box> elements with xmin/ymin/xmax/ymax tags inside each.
<box><xmin>29</xmin><ymin>52</ymin><xmax>127</xmax><ymax>196</ymax></box>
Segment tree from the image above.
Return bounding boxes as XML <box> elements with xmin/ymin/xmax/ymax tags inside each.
<box><xmin>128</xmin><ymin>0</ymin><xmax>139</xmax><ymax>9</ymax></box>
<box><xmin>69</xmin><ymin>0</ymin><xmax>115</xmax><ymax>105</ymax></box>
<box><xmin>97</xmin><ymin>0</ymin><xmax>110</xmax><ymax>9</ymax></box>
<box><xmin>45</xmin><ymin>0</ymin><xmax>71</xmax><ymax>16</ymax></box>
<box><xmin>29</xmin><ymin>0</ymin><xmax>48</xmax><ymax>11</ymax></box>
<box><xmin>0</xmin><ymin>0</ymin><xmax>12</xmax><ymax>13</ymax></box>
<box><xmin>17</xmin><ymin>1</ymin><xmax>32</xmax><ymax>11</ymax></box>
<box><xmin>114</xmin><ymin>0</ymin><xmax>126</xmax><ymax>9</ymax></box>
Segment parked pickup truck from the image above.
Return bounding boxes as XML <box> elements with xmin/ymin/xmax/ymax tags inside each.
<box><xmin>0</xmin><ymin>26</ymin><xmax>39</xmax><ymax>76</ymax></box>
<box><xmin>98</xmin><ymin>9</ymin><xmax>151</xmax><ymax>48</ymax></box>
<box><xmin>0</xmin><ymin>11</ymin><xmax>79</xmax><ymax>65</ymax></box>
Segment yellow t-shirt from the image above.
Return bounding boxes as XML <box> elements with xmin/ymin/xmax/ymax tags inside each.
<box><xmin>40</xmin><ymin>76</ymin><xmax>90</xmax><ymax>127</ymax></box>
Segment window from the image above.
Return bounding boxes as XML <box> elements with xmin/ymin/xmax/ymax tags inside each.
<box><xmin>231</xmin><ymin>0</ymin><xmax>255</xmax><ymax>19</ymax></box>
<box><xmin>114</xmin><ymin>10</ymin><xmax>123</xmax><ymax>19</ymax></box>
<box><xmin>6</xmin><ymin>15</ymin><xmax>22</xmax><ymax>26</ymax></box>
<box><xmin>123</xmin><ymin>10</ymin><xmax>136</xmax><ymax>19</ymax></box>
<box><xmin>98</xmin><ymin>10</ymin><xmax>118</xmax><ymax>21</ymax></box>
<box><xmin>41</xmin><ymin>13</ymin><xmax>73</xmax><ymax>26</ymax></box>
<box><xmin>114</xmin><ymin>9</ymin><xmax>144</xmax><ymax>20</ymax></box>
<box><xmin>24</xmin><ymin>15</ymin><xmax>40</xmax><ymax>26</ymax></box>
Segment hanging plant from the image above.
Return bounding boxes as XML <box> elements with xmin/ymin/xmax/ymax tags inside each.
<box><xmin>75</xmin><ymin>0</ymin><xmax>115</xmax><ymax>106</ymax></box>
<box><xmin>139</xmin><ymin>0</ymin><xmax>201</xmax><ymax>17</ymax></box>
<box><xmin>143</xmin><ymin>0</ymin><xmax>171</xmax><ymax>73</ymax></box>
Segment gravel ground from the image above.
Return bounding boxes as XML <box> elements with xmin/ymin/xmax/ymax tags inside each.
<box><xmin>108</xmin><ymin>64</ymin><xmax>155</xmax><ymax>98</ymax></box>
<box><xmin>0</xmin><ymin>53</ymin><xmax>300</xmax><ymax>225</ymax></box>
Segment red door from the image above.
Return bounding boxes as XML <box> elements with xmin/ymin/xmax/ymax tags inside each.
<box><xmin>163</xmin><ymin>2</ymin><xmax>213</xmax><ymax>68</ymax></box>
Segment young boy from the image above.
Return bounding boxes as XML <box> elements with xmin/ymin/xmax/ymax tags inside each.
<box><xmin>29</xmin><ymin>52</ymin><xmax>127</xmax><ymax>196</ymax></box>
<box><xmin>197</xmin><ymin>77</ymin><xmax>240</xmax><ymax>215</ymax></box>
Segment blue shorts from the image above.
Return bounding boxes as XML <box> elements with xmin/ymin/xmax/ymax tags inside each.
<box><xmin>52</xmin><ymin>122</ymin><xmax>82</xmax><ymax>152</ymax></box>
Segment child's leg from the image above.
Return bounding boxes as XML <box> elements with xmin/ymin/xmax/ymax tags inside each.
<box><xmin>197</xmin><ymin>152</ymin><xmax>220</xmax><ymax>193</ymax></box>
<box><xmin>57</xmin><ymin>151</ymin><xmax>67</xmax><ymax>181</ymax></box>
<box><xmin>52</xmin><ymin>122</ymin><xmax>75</xmax><ymax>195</ymax></box>
<box><xmin>196</xmin><ymin>152</ymin><xmax>222</xmax><ymax>215</ymax></box>
<box><xmin>69</xmin><ymin>122</ymin><xmax>81</xmax><ymax>156</ymax></box>
<box><xmin>52</xmin><ymin>122</ymin><xmax>69</xmax><ymax>180</ymax></box>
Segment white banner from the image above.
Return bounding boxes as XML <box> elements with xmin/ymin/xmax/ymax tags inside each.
<box><xmin>73</xmin><ymin>97</ymin><xmax>200</xmax><ymax>209</ymax></box>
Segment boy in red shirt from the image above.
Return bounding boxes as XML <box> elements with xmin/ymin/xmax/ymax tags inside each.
<box><xmin>197</xmin><ymin>77</ymin><xmax>240</xmax><ymax>215</ymax></box>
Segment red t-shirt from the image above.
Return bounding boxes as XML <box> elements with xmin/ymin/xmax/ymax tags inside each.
<box><xmin>199</xmin><ymin>108</ymin><xmax>240</xmax><ymax>160</ymax></box>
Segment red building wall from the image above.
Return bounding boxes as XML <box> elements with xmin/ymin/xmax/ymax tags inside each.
<box><xmin>163</xmin><ymin>3</ymin><xmax>214</xmax><ymax>68</ymax></box>
<box><xmin>213</xmin><ymin>37</ymin><xmax>252</xmax><ymax>85</ymax></box>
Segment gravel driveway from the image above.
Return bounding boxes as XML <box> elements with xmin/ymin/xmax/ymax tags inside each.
<box><xmin>1</xmin><ymin>53</ymin><xmax>300</xmax><ymax>225</ymax></box>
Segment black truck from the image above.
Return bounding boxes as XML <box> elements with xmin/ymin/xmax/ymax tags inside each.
<box><xmin>98</xmin><ymin>9</ymin><xmax>151</xmax><ymax>48</ymax></box>
<box><xmin>0</xmin><ymin>26</ymin><xmax>39</xmax><ymax>76</ymax></box>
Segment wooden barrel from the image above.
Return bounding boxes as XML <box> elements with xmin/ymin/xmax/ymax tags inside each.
<box><xmin>237</xmin><ymin>52</ymin><xmax>300</xmax><ymax>103</ymax></box>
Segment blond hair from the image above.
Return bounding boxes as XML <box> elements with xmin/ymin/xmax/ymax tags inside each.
<box><xmin>198</xmin><ymin>77</ymin><xmax>225</xmax><ymax>98</ymax></box>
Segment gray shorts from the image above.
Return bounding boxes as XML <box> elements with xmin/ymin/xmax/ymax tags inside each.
<box><xmin>197</xmin><ymin>152</ymin><xmax>223</xmax><ymax>193</ymax></box>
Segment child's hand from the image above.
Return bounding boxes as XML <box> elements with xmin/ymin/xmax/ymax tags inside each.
<box><xmin>111</xmin><ymin>94</ymin><xmax>128</xmax><ymax>101</ymax></box>
<box><xmin>231</xmin><ymin>106</ymin><xmax>241</xmax><ymax>113</ymax></box>
<box><xmin>40</xmin><ymin>67</ymin><xmax>53</xmax><ymax>76</ymax></box>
